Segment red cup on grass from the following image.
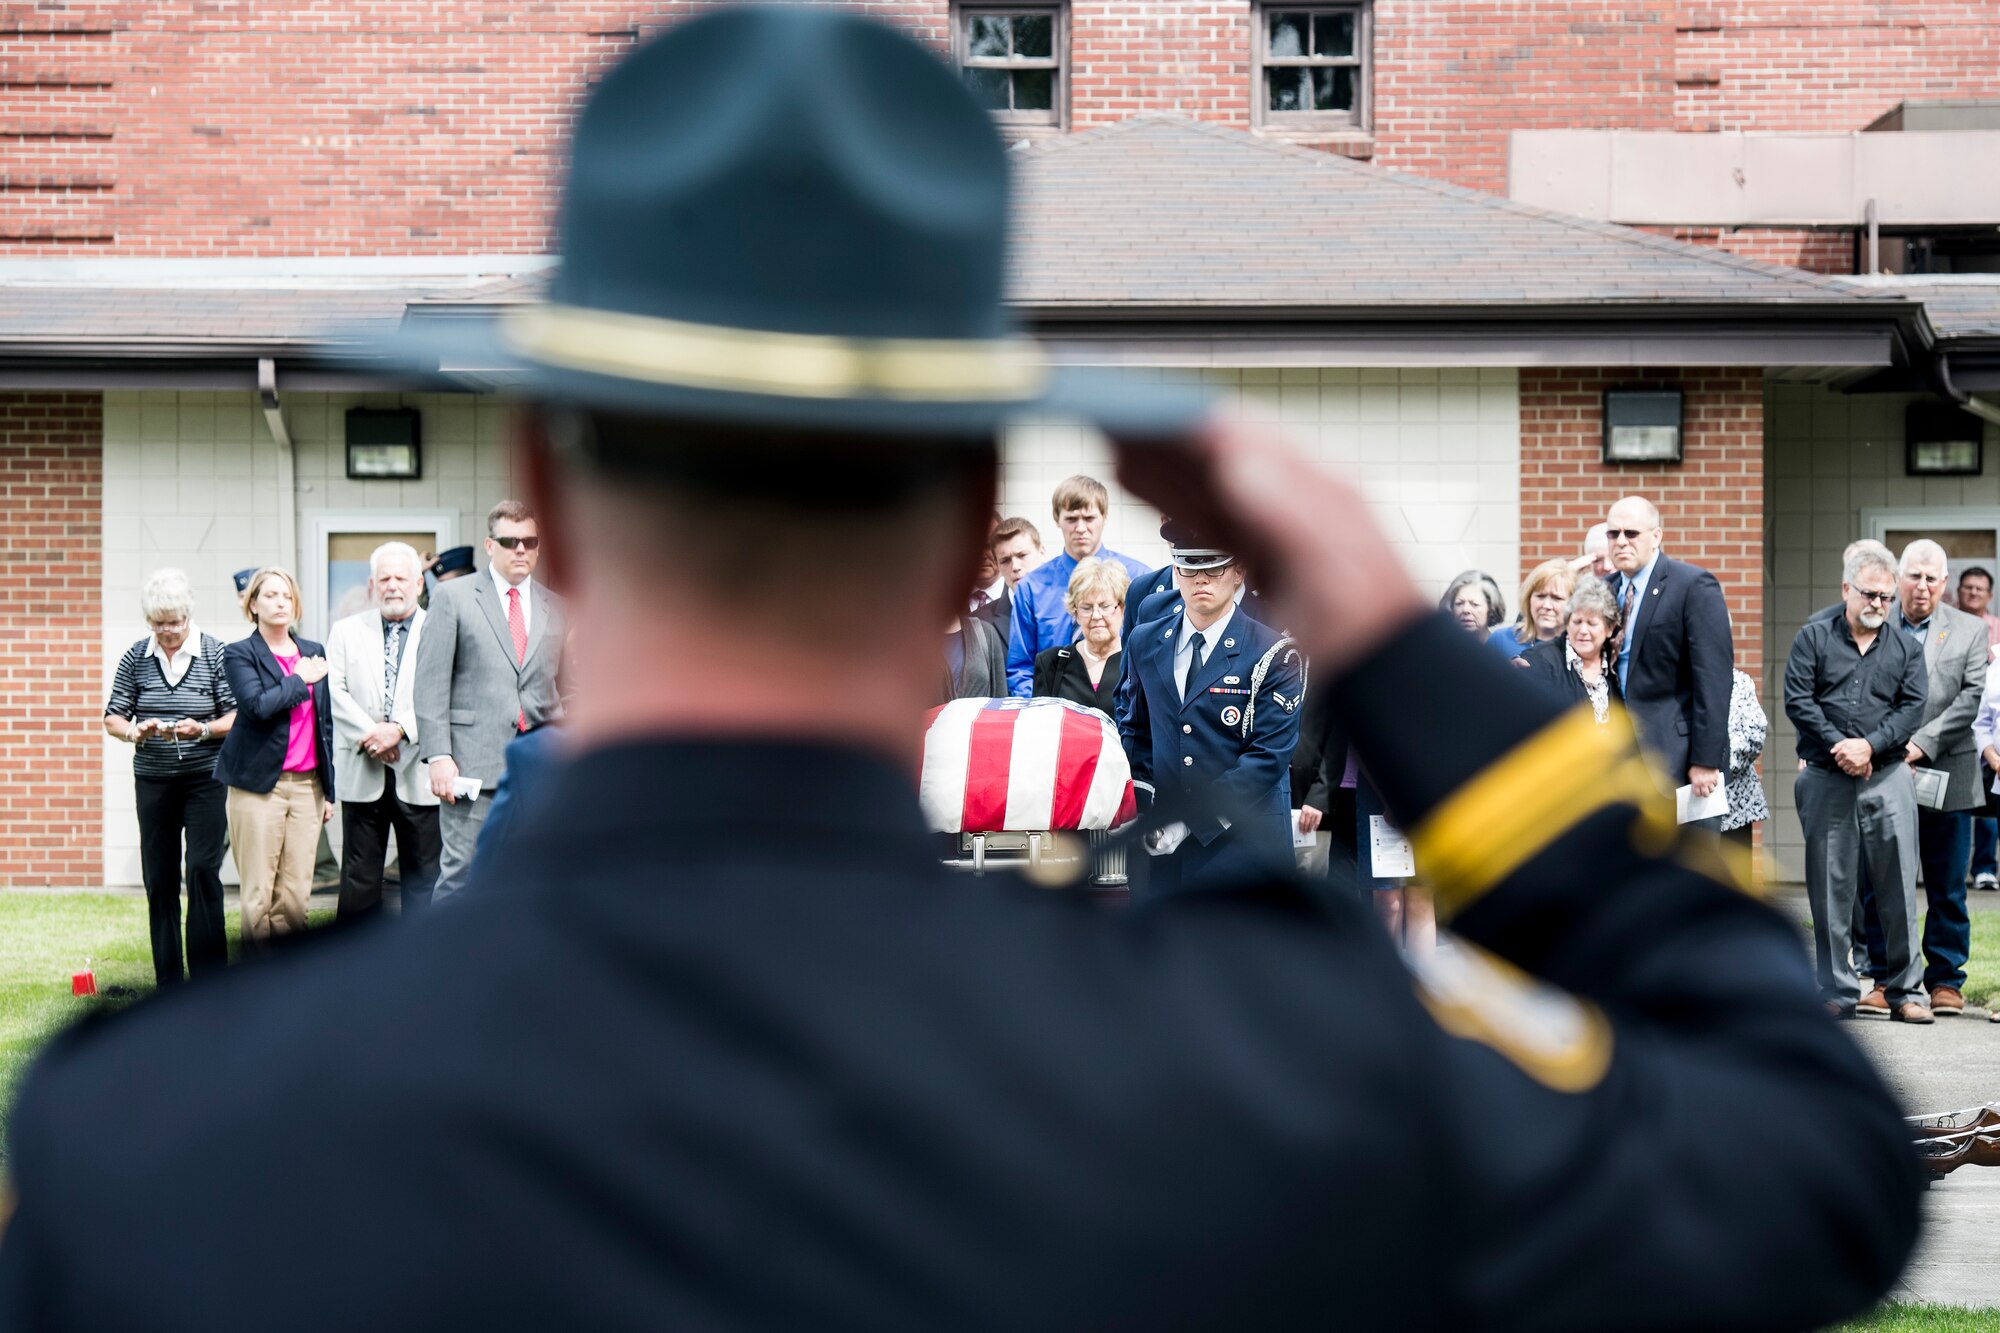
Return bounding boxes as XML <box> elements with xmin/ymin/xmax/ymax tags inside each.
<box><xmin>71</xmin><ymin>969</ymin><xmax>96</xmax><ymax>997</ymax></box>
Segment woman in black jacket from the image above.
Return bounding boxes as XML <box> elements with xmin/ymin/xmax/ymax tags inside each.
<box><xmin>212</xmin><ymin>566</ymin><xmax>336</xmax><ymax>946</ymax></box>
<box><xmin>1518</xmin><ymin>574</ymin><xmax>1623</xmax><ymax>724</ymax></box>
<box><xmin>1031</xmin><ymin>557</ymin><xmax>1129</xmax><ymax>715</ymax></box>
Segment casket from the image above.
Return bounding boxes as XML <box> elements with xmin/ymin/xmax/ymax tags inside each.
<box><xmin>920</xmin><ymin>697</ymin><xmax>1137</xmax><ymax>886</ymax></box>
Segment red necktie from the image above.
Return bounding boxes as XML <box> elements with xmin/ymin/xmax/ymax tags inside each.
<box><xmin>507</xmin><ymin>586</ymin><xmax>529</xmax><ymax>732</ymax></box>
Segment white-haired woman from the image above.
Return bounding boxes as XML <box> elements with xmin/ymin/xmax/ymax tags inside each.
<box><xmin>1520</xmin><ymin>575</ymin><xmax>1623</xmax><ymax>722</ymax></box>
<box><xmin>102</xmin><ymin>568</ymin><xmax>238</xmax><ymax>984</ymax></box>
<box><xmin>1032</xmin><ymin>557</ymin><xmax>1130</xmax><ymax>714</ymax></box>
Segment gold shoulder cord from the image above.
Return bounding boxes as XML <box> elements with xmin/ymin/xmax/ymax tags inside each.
<box><xmin>1410</xmin><ymin>704</ymin><xmax>1676</xmax><ymax>921</ymax></box>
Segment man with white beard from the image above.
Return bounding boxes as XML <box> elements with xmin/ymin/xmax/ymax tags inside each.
<box><xmin>1784</xmin><ymin>538</ymin><xmax>1931</xmax><ymax>1021</ymax></box>
<box><xmin>324</xmin><ymin>541</ymin><xmax>441</xmax><ymax>919</ymax></box>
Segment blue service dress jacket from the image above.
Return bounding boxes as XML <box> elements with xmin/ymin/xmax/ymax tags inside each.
<box><xmin>1117</xmin><ymin>608</ymin><xmax>1304</xmax><ymax>898</ymax></box>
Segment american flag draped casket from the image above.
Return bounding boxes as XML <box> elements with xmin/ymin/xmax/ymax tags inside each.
<box><xmin>919</xmin><ymin>697</ymin><xmax>1138</xmax><ymax>834</ymax></box>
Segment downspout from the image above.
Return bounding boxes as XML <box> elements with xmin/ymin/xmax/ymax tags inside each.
<box><xmin>258</xmin><ymin>357</ymin><xmax>296</xmax><ymax>575</ymax></box>
<box><xmin>1934</xmin><ymin>354</ymin><xmax>2000</xmax><ymax>429</ymax></box>
<box><xmin>1864</xmin><ymin>197</ymin><xmax>1880</xmax><ymax>275</ymax></box>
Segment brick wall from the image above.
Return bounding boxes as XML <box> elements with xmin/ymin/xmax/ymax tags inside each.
<box><xmin>1518</xmin><ymin>367</ymin><xmax>1764</xmax><ymax>685</ymax></box>
<box><xmin>11</xmin><ymin>3</ymin><xmax>2000</xmax><ymax>255</ymax></box>
<box><xmin>0</xmin><ymin>393</ymin><xmax>102</xmax><ymax>887</ymax></box>
<box><xmin>1642</xmin><ymin>227</ymin><xmax>1856</xmax><ymax>276</ymax></box>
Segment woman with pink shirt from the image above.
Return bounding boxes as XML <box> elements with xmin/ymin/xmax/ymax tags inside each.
<box><xmin>213</xmin><ymin>566</ymin><xmax>336</xmax><ymax>944</ymax></box>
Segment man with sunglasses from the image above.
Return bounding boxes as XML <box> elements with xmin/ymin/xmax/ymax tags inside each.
<box><xmin>1605</xmin><ymin>496</ymin><xmax>1734</xmax><ymax>829</ymax></box>
<box><xmin>413</xmin><ymin>498</ymin><xmax>569</xmax><ymax>902</ymax></box>
<box><xmin>1785</xmin><ymin>539</ymin><xmax>1930</xmax><ymax>1020</ymax></box>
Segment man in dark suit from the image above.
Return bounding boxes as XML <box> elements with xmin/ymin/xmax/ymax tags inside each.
<box><xmin>0</xmin><ymin>11</ymin><xmax>1919</xmax><ymax>1332</ymax></box>
<box><xmin>1606</xmin><ymin>495</ymin><xmax>1734</xmax><ymax>825</ymax></box>
<box><xmin>968</xmin><ymin>514</ymin><xmax>1015</xmax><ymax>647</ymax></box>
<box><xmin>1117</xmin><ymin>531</ymin><xmax>1303</xmax><ymax>899</ymax></box>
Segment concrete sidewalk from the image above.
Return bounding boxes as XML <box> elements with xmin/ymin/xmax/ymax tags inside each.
<box><xmin>1769</xmin><ymin>885</ymin><xmax>2000</xmax><ymax>1308</ymax></box>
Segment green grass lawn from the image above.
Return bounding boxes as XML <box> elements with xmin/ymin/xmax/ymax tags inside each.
<box><xmin>1960</xmin><ymin>910</ymin><xmax>2000</xmax><ymax>1010</ymax></box>
<box><xmin>1836</xmin><ymin>1306</ymin><xmax>2000</xmax><ymax>1332</ymax></box>
<box><xmin>0</xmin><ymin>891</ymin><xmax>332</xmax><ymax>1168</ymax></box>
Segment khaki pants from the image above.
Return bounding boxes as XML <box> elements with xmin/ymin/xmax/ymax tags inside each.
<box><xmin>228</xmin><ymin>773</ymin><xmax>323</xmax><ymax>942</ymax></box>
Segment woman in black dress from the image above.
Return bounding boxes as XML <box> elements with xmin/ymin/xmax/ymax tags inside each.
<box><xmin>1031</xmin><ymin>557</ymin><xmax>1129</xmax><ymax>715</ymax></box>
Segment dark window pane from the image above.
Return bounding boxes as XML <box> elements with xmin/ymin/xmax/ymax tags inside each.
<box><xmin>1013</xmin><ymin>68</ymin><xmax>1054</xmax><ymax>110</ymax></box>
<box><xmin>967</xmin><ymin>14</ymin><xmax>1008</xmax><ymax>58</ymax></box>
<box><xmin>1269</xmin><ymin>11</ymin><xmax>1307</xmax><ymax>58</ymax></box>
<box><xmin>1313</xmin><ymin>11</ymin><xmax>1355</xmax><ymax>57</ymax></box>
<box><xmin>1312</xmin><ymin>64</ymin><xmax>1355</xmax><ymax>110</ymax></box>
<box><xmin>1268</xmin><ymin>68</ymin><xmax>1308</xmax><ymax>112</ymax></box>
<box><xmin>964</xmin><ymin>66</ymin><xmax>1010</xmax><ymax>109</ymax></box>
<box><xmin>1014</xmin><ymin>13</ymin><xmax>1053</xmax><ymax>59</ymax></box>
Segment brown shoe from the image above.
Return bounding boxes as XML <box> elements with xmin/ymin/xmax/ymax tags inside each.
<box><xmin>1894</xmin><ymin>1001</ymin><xmax>1936</xmax><ymax>1024</ymax></box>
<box><xmin>1932</xmin><ymin>987</ymin><xmax>1966</xmax><ymax>1016</ymax></box>
<box><xmin>1857</xmin><ymin>987</ymin><xmax>1891</xmax><ymax>1016</ymax></box>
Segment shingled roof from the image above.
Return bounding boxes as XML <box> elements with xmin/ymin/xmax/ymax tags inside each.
<box><xmin>1007</xmin><ymin>116</ymin><xmax>1904</xmax><ymax>313</ymax></box>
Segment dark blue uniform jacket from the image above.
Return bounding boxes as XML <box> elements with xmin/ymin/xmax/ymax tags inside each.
<box><xmin>0</xmin><ymin>615</ymin><xmax>1920</xmax><ymax>1332</ymax></box>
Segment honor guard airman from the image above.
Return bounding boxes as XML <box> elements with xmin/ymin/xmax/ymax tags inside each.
<box><xmin>1117</xmin><ymin>527</ymin><xmax>1303</xmax><ymax>899</ymax></box>
<box><xmin>0</xmin><ymin>8</ymin><xmax>1920</xmax><ymax>1332</ymax></box>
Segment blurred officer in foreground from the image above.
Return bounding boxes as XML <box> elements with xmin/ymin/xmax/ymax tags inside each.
<box><xmin>0</xmin><ymin>9</ymin><xmax>1919</xmax><ymax>1332</ymax></box>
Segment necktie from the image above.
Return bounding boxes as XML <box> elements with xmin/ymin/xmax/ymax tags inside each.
<box><xmin>507</xmin><ymin>587</ymin><xmax>529</xmax><ymax>732</ymax></box>
<box><xmin>1184</xmin><ymin>631</ymin><xmax>1207</xmax><ymax>700</ymax></box>
<box><xmin>381</xmin><ymin>621</ymin><xmax>403</xmax><ymax>721</ymax></box>
<box><xmin>972</xmin><ymin>588</ymin><xmax>990</xmax><ymax>612</ymax></box>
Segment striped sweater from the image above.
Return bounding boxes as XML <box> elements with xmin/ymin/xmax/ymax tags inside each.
<box><xmin>104</xmin><ymin>633</ymin><xmax>237</xmax><ymax>778</ymax></box>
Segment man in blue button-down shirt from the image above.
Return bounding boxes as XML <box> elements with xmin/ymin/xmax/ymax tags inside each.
<box><xmin>1004</xmin><ymin>475</ymin><xmax>1150</xmax><ymax>696</ymax></box>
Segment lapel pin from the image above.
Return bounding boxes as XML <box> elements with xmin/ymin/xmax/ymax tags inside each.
<box><xmin>1223</xmin><ymin>638</ymin><xmax>1235</xmax><ymax>649</ymax></box>
<box><xmin>1223</xmin><ymin>675</ymin><xmax>1241</xmax><ymax>684</ymax></box>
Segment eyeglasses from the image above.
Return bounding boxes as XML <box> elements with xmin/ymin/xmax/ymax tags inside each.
<box><xmin>149</xmin><ymin>619</ymin><xmax>189</xmax><ymax>634</ymax></box>
<box><xmin>1607</xmin><ymin>528</ymin><xmax>1650</xmax><ymax>541</ymax></box>
<box><xmin>1906</xmin><ymin>572</ymin><xmax>1945</xmax><ymax>586</ymax></box>
<box><xmin>1854</xmin><ymin>588</ymin><xmax>1895</xmax><ymax>605</ymax></box>
<box><xmin>491</xmin><ymin>536</ymin><xmax>540</xmax><ymax>552</ymax></box>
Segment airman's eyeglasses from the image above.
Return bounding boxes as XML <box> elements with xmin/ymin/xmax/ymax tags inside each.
<box><xmin>492</xmin><ymin>536</ymin><xmax>540</xmax><ymax>552</ymax></box>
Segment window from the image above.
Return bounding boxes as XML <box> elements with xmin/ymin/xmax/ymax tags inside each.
<box><xmin>953</xmin><ymin>4</ymin><xmax>1066</xmax><ymax>128</ymax></box>
<box><xmin>1253</xmin><ymin>4</ymin><xmax>1369</xmax><ymax>132</ymax></box>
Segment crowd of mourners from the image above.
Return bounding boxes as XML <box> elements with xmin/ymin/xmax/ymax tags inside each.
<box><xmin>101</xmin><ymin>477</ymin><xmax>2000</xmax><ymax>1023</ymax></box>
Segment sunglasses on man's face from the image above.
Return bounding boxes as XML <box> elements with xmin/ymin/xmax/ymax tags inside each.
<box><xmin>492</xmin><ymin>536</ymin><xmax>540</xmax><ymax>552</ymax></box>
<box><xmin>1854</xmin><ymin>588</ymin><xmax>1895</xmax><ymax>605</ymax></box>
<box><xmin>1606</xmin><ymin>528</ymin><xmax>1651</xmax><ymax>542</ymax></box>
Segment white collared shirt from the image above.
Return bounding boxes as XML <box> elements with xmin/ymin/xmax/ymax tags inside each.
<box><xmin>1174</xmin><ymin>603</ymin><xmax>1235</xmax><ymax>700</ymax></box>
<box><xmin>971</xmin><ymin>577</ymin><xmax>1005</xmax><ymax>613</ymax></box>
<box><xmin>146</xmin><ymin>624</ymin><xmax>202</xmax><ymax>687</ymax></box>
<box><xmin>492</xmin><ymin>565</ymin><xmax>534</xmax><ymax>636</ymax></box>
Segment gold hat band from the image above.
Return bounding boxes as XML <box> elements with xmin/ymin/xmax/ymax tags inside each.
<box><xmin>499</xmin><ymin>303</ymin><xmax>1049</xmax><ymax>403</ymax></box>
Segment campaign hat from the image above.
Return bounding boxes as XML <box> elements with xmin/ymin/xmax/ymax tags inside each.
<box><xmin>376</xmin><ymin>6</ymin><xmax>1204</xmax><ymax>440</ymax></box>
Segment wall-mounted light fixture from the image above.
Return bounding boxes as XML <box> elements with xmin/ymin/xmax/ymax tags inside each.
<box><xmin>345</xmin><ymin>407</ymin><xmax>423</xmax><ymax>480</ymax></box>
<box><xmin>1906</xmin><ymin>400</ymin><xmax>1984</xmax><ymax>476</ymax></box>
<box><xmin>1602</xmin><ymin>387</ymin><xmax>1683</xmax><ymax>464</ymax></box>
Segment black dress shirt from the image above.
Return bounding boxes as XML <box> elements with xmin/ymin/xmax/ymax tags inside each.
<box><xmin>1784</xmin><ymin>610</ymin><xmax>1928</xmax><ymax>768</ymax></box>
<box><xmin>1031</xmin><ymin>644</ymin><xmax>1122</xmax><ymax>714</ymax></box>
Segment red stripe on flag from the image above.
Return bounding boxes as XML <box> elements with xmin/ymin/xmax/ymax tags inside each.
<box><xmin>1049</xmin><ymin>705</ymin><xmax>1104</xmax><ymax>830</ymax></box>
<box><xmin>961</xmin><ymin>705</ymin><xmax>1021</xmax><ymax>832</ymax></box>
<box><xmin>1114</xmin><ymin>780</ymin><xmax>1137</xmax><ymax>826</ymax></box>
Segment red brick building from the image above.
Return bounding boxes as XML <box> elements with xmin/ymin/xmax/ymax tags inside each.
<box><xmin>1</xmin><ymin>1</ymin><xmax>1997</xmax><ymax>882</ymax></box>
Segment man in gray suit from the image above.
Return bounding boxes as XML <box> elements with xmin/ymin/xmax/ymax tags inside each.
<box><xmin>414</xmin><ymin>499</ymin><xmax>568</xmax><ymax>901</ymax></box>
<box><xmin>1861</xmin><ymin>539</ymin><xmax>1988</xmax><ymax>1015</ymax></box>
